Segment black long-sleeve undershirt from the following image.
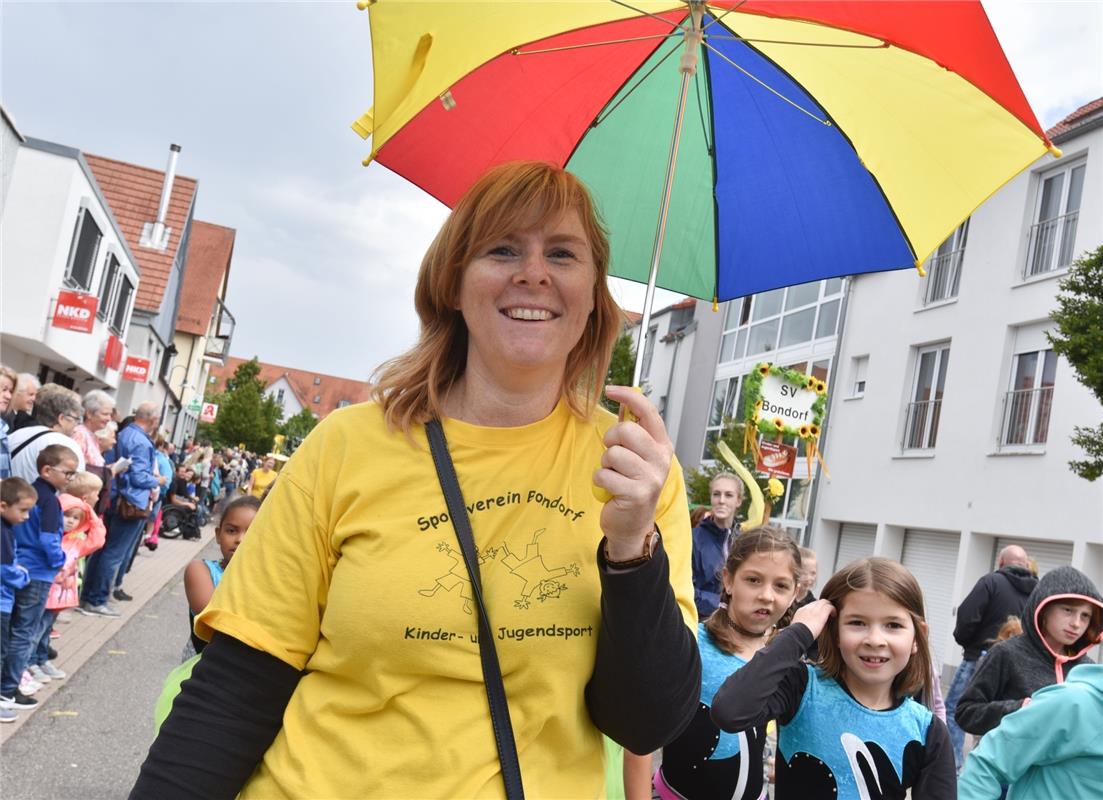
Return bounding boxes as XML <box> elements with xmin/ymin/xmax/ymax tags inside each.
<box><xmin>131</xmin><ymin>538</ymin><xmax>700</xmax><ymax>797</ymax></box>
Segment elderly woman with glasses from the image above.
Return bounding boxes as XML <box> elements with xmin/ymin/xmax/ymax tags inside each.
<box><xmin>70</xmin><ymin>389</ymin><xmax>116</xmax><ymax>468</ymax></box>
<box><xmin>6</xmin><ymin>383</ymin><xmax>85</xmax><ymax>483</ymax></box>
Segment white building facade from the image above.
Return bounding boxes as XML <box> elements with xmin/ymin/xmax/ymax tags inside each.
<box><xmin>811</xmin><ymin>102</ymin><xmax>1103</xmax><ymax>670</ymax></box>
<box><xmin>0</xmin><ymin>139</ymin><xmax>140</xmax><ymax>393</ymax></box>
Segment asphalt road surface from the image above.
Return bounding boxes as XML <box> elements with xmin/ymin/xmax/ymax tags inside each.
<box><xmin>0</xmin><ymin>541</ymin><xmax>219</xmax><ymax>800</ymax></box>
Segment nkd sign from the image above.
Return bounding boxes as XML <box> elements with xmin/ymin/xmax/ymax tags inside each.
<box><xmin>52</xmin><ymin>291</ymin><xmax>98</xmax><ymax>334</ymax></box>
<box><xmin>122</xmin><ymin>356</ymin><xmax>151</xmax><ymax>383</ymax></box>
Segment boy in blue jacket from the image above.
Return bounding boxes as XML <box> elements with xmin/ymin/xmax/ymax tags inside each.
<box><xmin>1</xmin><ymin>477</ymin><xmax>36</xmax><ymax>718</ymax></box>
<box><xmin>0</xmin><ymin>446</ymin><xmax>74</xmax><ymax>708</ymax></box>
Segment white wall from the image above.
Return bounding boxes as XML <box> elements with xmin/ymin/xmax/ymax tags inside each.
<box><xmin>266</xmin><ymin>376</ymin><xmax>303</xmax><ymax>422</ymax></box>
<box><xmin>813</xmin><ymin>122</ymin><xmax>1103</xmax><ymax>667</ymax></box>
<box><xmin>0</xmin><ymin>144</ymin><xmax>138</xmax><ymax>391</ymax></box>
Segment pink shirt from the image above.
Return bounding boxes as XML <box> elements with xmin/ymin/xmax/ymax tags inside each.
<box><xmin>72</xmin><ymin>424</ymin><xmax>105</xmax><ymax>468</ymax></box>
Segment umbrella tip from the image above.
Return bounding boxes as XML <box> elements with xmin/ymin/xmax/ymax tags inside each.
<box><xmin>356</xmin><ymin>1</ymin><xmax>371</xmax><ymax>9</ymax></box>
<box><xmin>914</xmin><ymin>260</ymin><xmax>927</xmax><ymax>278</ymax></box>
<box><xmin>1048</xmin><ymin>144</ymin><xmax>1063</xmax><ymax>159</ymax></box>
<box><xmin>712</xmin><ymin>297</ymin><xmax>719</xmax><ymax>312</ymax></box>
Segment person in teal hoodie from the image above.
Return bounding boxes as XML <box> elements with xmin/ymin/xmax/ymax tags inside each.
<box><xmin>958</xmin><ymin>662</ymin><xmax>1103</xmax><ymax>799</ymax></box>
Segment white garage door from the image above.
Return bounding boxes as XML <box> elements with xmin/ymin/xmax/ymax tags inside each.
<box><xmin>993</xmin><ymin>537</ymin><xmax>1073</xmax><ymax>578</ymax></box>
<box><xmin>835</xmin><ymin>523</ymin><xmax>877</xmax><ymax>571</ymax></box>
<box><xmin>902</xmin><ymin>529</ymin><xmax>960</xmax><ymax>667</ymax></box>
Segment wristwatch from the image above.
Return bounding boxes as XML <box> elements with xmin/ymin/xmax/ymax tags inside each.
<box><xmin>604</xmin><ymin>528</ymin><xmax>661</xmax><ymax>569</ymax></box>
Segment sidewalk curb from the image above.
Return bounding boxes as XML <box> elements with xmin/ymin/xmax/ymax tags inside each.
<box><xmin>0</xmin><ymin>526</ymin><xmax>215</xmax><ymax>744</ymax></box>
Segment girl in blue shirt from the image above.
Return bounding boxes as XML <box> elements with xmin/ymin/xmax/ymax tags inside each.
<box><xmin>711</xmin><ymin>557</ymin><xmax>956</xmax><ymax>799</ymax></box>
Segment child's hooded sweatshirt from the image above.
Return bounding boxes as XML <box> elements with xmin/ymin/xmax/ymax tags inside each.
<box><xmin>955</xmin><ymin>566</ymin><xmax>1102</xmax><ymax>735</ymax></box>
<box><xmin>47</xmin><ymin>493</ymin><xmax>106</xmax><ymax>610</ymax></box>
<box><xmin>958</xmin><ymin>663</ymin><xmax>1103</xmax><ymax>800</ymax></box>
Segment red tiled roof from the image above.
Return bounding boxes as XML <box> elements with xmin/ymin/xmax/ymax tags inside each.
<box><xmin>176</xmin><ymin>221</ymin><xmax>235</xmax><ymax>336</ymax></box>
<box><xmin>84</xmin><ymin>153</ymin><xmax>198</xmax><ymax>313</ymax></box>
<box><xmin>1046</xmin><ymin>97</ymin><xmax>1103</xmax><ymax>139</ymax></box>
<box><xmin>207</xmin><ymin>357</ymin><xmax>372</xmax><ymax>420</ymax></box>
<box><xmin>621</xmin><ymin>309</ymin><xmax>643</xmax><ymax>325</ymax></box>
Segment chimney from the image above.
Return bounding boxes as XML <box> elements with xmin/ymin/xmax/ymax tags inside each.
<box><xmin>140</xmin><ymin>143</ymin><xmax>182</xmax><ymax>251</ymax></box>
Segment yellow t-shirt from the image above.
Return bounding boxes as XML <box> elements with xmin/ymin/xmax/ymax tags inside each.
<box><xmin>247</xmin><ymin>467</ymin><xmax>277</xmax><ymax>498</ymax></box>
<box><xmin>197</xmin><ymin>399</ymin><xmax>695</xmax><ymax>799</ymax></box>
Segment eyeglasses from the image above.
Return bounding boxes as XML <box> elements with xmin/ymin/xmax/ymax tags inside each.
<box><xmin>62</xmin><ymin>413</ymin><xmax>81</xmax><ymax>422</ymax></box>
<box><xmin>49</xmin><ymin>466</ymin><xmax>78</xmax><ymax>479</ymax></box>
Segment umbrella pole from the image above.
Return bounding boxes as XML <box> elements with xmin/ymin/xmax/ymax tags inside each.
<box><xmin>632</xmin><ymin>2</ymin><xmax>705</xmax><ymax>388</ymax></box>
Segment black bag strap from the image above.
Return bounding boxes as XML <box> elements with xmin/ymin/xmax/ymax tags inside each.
<box><xmin>426</xmin><ymin>419</ymin><xmax>525</xmax><ymax>800</ymax></box>
<box><xmin>11</xmin><ymin>429</ymin><xmax>53</xmax><ymax>460</ymax></box>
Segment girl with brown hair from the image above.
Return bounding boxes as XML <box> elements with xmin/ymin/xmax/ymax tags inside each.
<box><xmin>711</xmin><ymin>557</ymin><xmax>956</xmax><ymax>798</ymax></box>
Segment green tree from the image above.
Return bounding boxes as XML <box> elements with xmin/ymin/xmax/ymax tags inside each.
<box><xmin>685</xmin><ymin>417</ymin><xmax>782</xmax><ymax>520</ymax></box>
<box><xmin>1047</xmin><ymin>244</ymin><xmax>1103</xmax><ymax>480</ymax></box>
<box><xmin>279</xmin><ymin>408</ymin><xmax>319</xmax><ymax>455</ymax></box>
<box><xmin>204</xmin><ymin>358</ymin><xmax>281</xmax><ymax>453</ymax></box>
<box><xmin>601</xmin><ymin>331</ymin><xmax>636</xmax><ymax>413</ymax></box>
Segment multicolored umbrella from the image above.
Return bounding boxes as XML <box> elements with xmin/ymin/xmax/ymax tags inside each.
<box><xmin>352</xmin><ymin>0</ymin><xmax>1056</xmax><ymax>380</ymax></box>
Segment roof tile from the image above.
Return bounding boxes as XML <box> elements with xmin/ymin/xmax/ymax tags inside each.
<box><xmin>207</xmin><ymin>357</ymin><xmax>371</xmax><ymax>421</ymax></box>
<box><xmin>1046</xmin><ymin>96</ymin><xmax>1103</xmax><ymax>139</ymax></box>
<box><xmin>176</xmin><ymin>221</ymin><xmax>235</xmax><ymax>336</ymax></box>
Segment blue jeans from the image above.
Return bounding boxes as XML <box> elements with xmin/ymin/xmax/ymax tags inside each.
<box><xmin>944</xmin><ymin>657</ymin><xmax>978</xmax><ymax>771</ymax></box>
<box><xmin>32</xmin><ymin>608</ymin><xmax>59</xmax><ymax>667</ymax></box>
<box><xmin>82</xmin><ymin>509</ymin><xmax>148</xmax><ymax>607</ymax></box>
<box><xmin>1</xmin><ymin>580</ymin><xmax>50</xmax><ymax>695</ymax></box>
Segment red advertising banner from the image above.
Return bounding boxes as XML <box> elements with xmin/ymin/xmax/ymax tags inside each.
<box><xmin>122</xmin><ymin>356</ymin><xmax>151</xmax><ymax>383</ymax></box>
<box><xmin>756</xmin><ymin>440</ymin><xmax>797</xmax><ymax>478</ymax></box>
<box><xmin>52</xmin><ymin>291</ymin><xmax>97</xmax><ymax>333</ymax></box>
<box><xmin>101</xmin><ymin>335</ymin><xmax>124</xmax><ymax>370</ymax></box>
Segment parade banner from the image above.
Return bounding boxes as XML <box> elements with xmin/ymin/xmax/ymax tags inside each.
<box><xmin>52</xmin><ymin>291</ymin><xmax>97</xmax><ymax>333</ymax></box>
<box><xmin>122</xmin><ymin>356</ymin><xmax>151</xmax><ymax>383</ymax></box>
<box><xmin>741</xmin><ymin>362</ymin><xmax>830</xmax><ymax>477</ymax></box>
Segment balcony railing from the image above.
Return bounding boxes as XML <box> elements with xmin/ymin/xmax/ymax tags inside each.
<box><xmin>203</xmin><ymin>297</ymin><xmax>236</xmax><ymax>362</ymax></box>
<box><xmin>902</xmin><ymin>399</ymin><xmax>942</xmax><ymax>450</ymax></box>
<box><xmin>1024</xmin><ymin>211</ymin><xmax>1079</xmax><ymax>279</ymax></box>
<box><xmin>923</xmin><ymin>247</ymin><xmax>964</xmax><ymax>304</ymax></box>
<box><xmin>1000</xmin><ymin>386</ymin><xmax>1053</xmax><ymax>447</ymax></box>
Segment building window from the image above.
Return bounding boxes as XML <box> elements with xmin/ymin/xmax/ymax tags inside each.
<box><xmin>337</xmin><ymin>399</ymin><xmax>351</xmax><ymax>409</ymax></box>
<box><xmin>110</xmin><ymin>276</ymin><xmax>134</xmax><ymax>336</ymax></box>
<box><xmin>313</xmin><ymin>376</ymin><xmax>321</xmax><ymax>385</ymax></box>
<box><xmin>313</xmin><ymin>394</ymin><xmax>321</xmax><ymax>403</ymax></box>
<box><xmin>1025</xmin><ymin>160</ymin><xmax>1085</xmax><ymax>279</ymax></box>
<box><xmin>718</xmin><ymin>279</ymin><xmax>843</xmax><ymax>364</ymax></box>
<box><xmin>97</xmin><ymin>253</ymin><xmax>120</xmax><ymax>321</ymax></box>
<box><xmin>902</xmin><ymin>344</ymin><xmax>950</xmax><ymax>450</ymax></box>
<box><xmin>923</xmin><ymin>219</ymin><xmax>968</xmax><ymax>304</ymax></box>
<box><xmin>276</xmin><ymin>388</ymin><xmax>285</xmax><ymax>404</ymax></box>
<box><xmin>1001</xmin><ymin>340</ymin><xmax>1056</xmax><ymax>447</ymax></box>
<box><xmin>64</xmin><ymin>207</ymin><xmax>103</xmax><ymax>291</ymax></box>
<box><xmin>850</xmin><ymin>355</ymin><xmax>869</xmax><ymax>398</ymax></box>
<box><xmin>668</xmin><ymin>304</ymin><xmax>694</xmax><ymax>333</ymax></box>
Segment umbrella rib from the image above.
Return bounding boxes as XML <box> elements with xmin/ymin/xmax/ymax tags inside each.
<box><xmin>512</xmin><ymin>33</ymin><xmax>680</xmax><ymax>57</ymax></box>
<box><xmin>701</xmin><ymin>0</ymin><xmax>749</xmax><ymax>33</ymax></box>
<box><xmin>705</xmin><ymin>34</ymin><xmax>888</xmax><ymax>49</ymax></box>
<box><xmin>608</xmin><ymin>0</ymin><xmax>685</xmax><ymax>31</ymax></box>
<box><xmin>702</xmin><ymin>41</ymin><xmax>830</xmax><ymax>126</ymax></box>
<box><xmin>591</xmin><ymin>39</ymin><xmax>684</xmax><ymax>128</ymax></box>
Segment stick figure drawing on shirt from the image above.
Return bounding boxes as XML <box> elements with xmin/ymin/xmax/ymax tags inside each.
<box><xmin>419</xmin><ymin>541</ymin><xmax>499</xmax><ymax>615</ymax></box>
<box><xmin>497</xmin><ymin>528</ymin><xmax>580</xmax><ymax>610</ymax></box>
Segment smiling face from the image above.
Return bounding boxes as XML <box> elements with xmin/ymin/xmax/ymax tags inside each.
<box><xmin>835</xmin><ymin>588</ymin><xmax>918</xmax><ymax>706</ymax></box>
<box><xmin>1040</xmin><ymin>599</ymin><xmax>1096</xmax><ymax>651</ymax></box>
<box><xmin>86</xmin><ymin>400</ymin><xmax>115</xmax><ymax>432</ymax></box>
<box><xmin>723</xmin><ymin>549</ymin><xmax>799</xmax><ymax>636</ymax></box>
<box><xmin>458</xmin><ymin>210</ymin><xmax>596</xmax><ymax>387</ymax></box>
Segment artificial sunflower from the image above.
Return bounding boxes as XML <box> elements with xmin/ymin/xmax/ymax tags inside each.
<box><xmin>758</xmin><ymin>364</ymin><xmax>771</xmax><ymax>376</ymax></box>
<box><xmin>809</xmin><ymin>424</ymin><xmax>820</xmax><ymax>437</ymax></box>
<box><xmin>806</xmin><ymin>377</ymin><xmax>817</xmax><ymax>389</ymax></box>
<box><xmin>767</xmin><ymin>478</ymin><xmax>785</xmax><ymax>498</ymax></box>
<box><xmin>772</xmin><ymin>417</ymin><xmax>786</xmax><ymax>431</ymax></box>
<box><xmin>814</xmin><ymin>380</ymin><xmax>827</xmax><ymax>395</ymax></box>
<box><xmin>799</xmin><ymin>424</ymin><xmax>811</xmax><ymax>438</ymax></box>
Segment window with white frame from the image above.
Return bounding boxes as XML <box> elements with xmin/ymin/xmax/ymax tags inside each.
<box><xmin>65</xmin><ymin>207</ymin><xmax>103</xmax><ymax>291</ymax></box>
<box><xmin>718</xmin><ymin>279</ymin><xmax>843</xmax><ymax>364</ymax></box>
<box><xmin>1025</xmin><ymin>160</ymin><xmax>1085</xmax><ymax>278</ymax></box>
<box><xmin>850</xmin><ymin>355</ymin><xmax>869</xmax><ymax>398</ymax></box>
<box><xmin>923</xmin><ymin>220</ymin><xmax>968</xmax><ymax>304</ymax></box>
<box><xmin>902</xmin><ymin>344</ymin><xmax>950</xmax><ymax>450</ymax></box>
<box><xmin>641</xmin><ymin>325</ymin><xmax>658</xmax><ymax>379</ymax></box>
<box><xmin>109</xmin><ymin>276</ymin><xmax>134</xmax><ymax>336</ymax></box>
<box><xmin>97</xmin><ymin>253</ymin><xmax>120</xmax><ymax>321</ymax></box>
<box><xmin>1001</xmin><ymin>325</ymin><xmax>1056</xmax><ymax>447</ymax></box>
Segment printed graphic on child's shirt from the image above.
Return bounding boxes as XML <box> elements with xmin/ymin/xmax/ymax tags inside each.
<box><xmin>419</xmin><ymin>527</ymin><xmax>581</xmax><ymax>613</ymax></box>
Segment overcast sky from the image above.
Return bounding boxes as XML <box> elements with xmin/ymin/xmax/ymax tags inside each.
<box><xmin>3</xmin><ymin>1</ymin><xmax>1100</xmax><ymax>380</ymax></box>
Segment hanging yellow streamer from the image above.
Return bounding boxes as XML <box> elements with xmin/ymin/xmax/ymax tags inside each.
<box><xmin>716</xmin><ymin>441</ymin><xmax>766</xmax><ymax>530</ymax></box>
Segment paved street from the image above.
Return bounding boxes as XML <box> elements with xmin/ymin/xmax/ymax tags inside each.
<box><xmin>0</xmin><ymin>537</ymin><xmax>218</xmax><ymax>800</ymax></box>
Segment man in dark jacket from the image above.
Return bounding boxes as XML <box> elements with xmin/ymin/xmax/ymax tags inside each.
<box><xmin>944</xmin><ymin>545</ymin><xmax>1037</xmax><ymax>770</ymax></box>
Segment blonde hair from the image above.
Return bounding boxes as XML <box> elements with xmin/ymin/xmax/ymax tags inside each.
<box><xmin>0</xmin><ymin>366</ymin><xmax>16</xmax><ymax>390</ymax></box>
<box><xmin>817</xmin><ymin>557</ymin><xmax>933</xmax><ymax>702</ymax></box>
<box><xmin>371</xmin><ymin>161</ymin><xmax>622</xmax><ymax>433</ymax></box>
<box><xmin>66</xmin><ymin>471</ymin><xmax>104</xmax><ymax>498</ymax></box>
